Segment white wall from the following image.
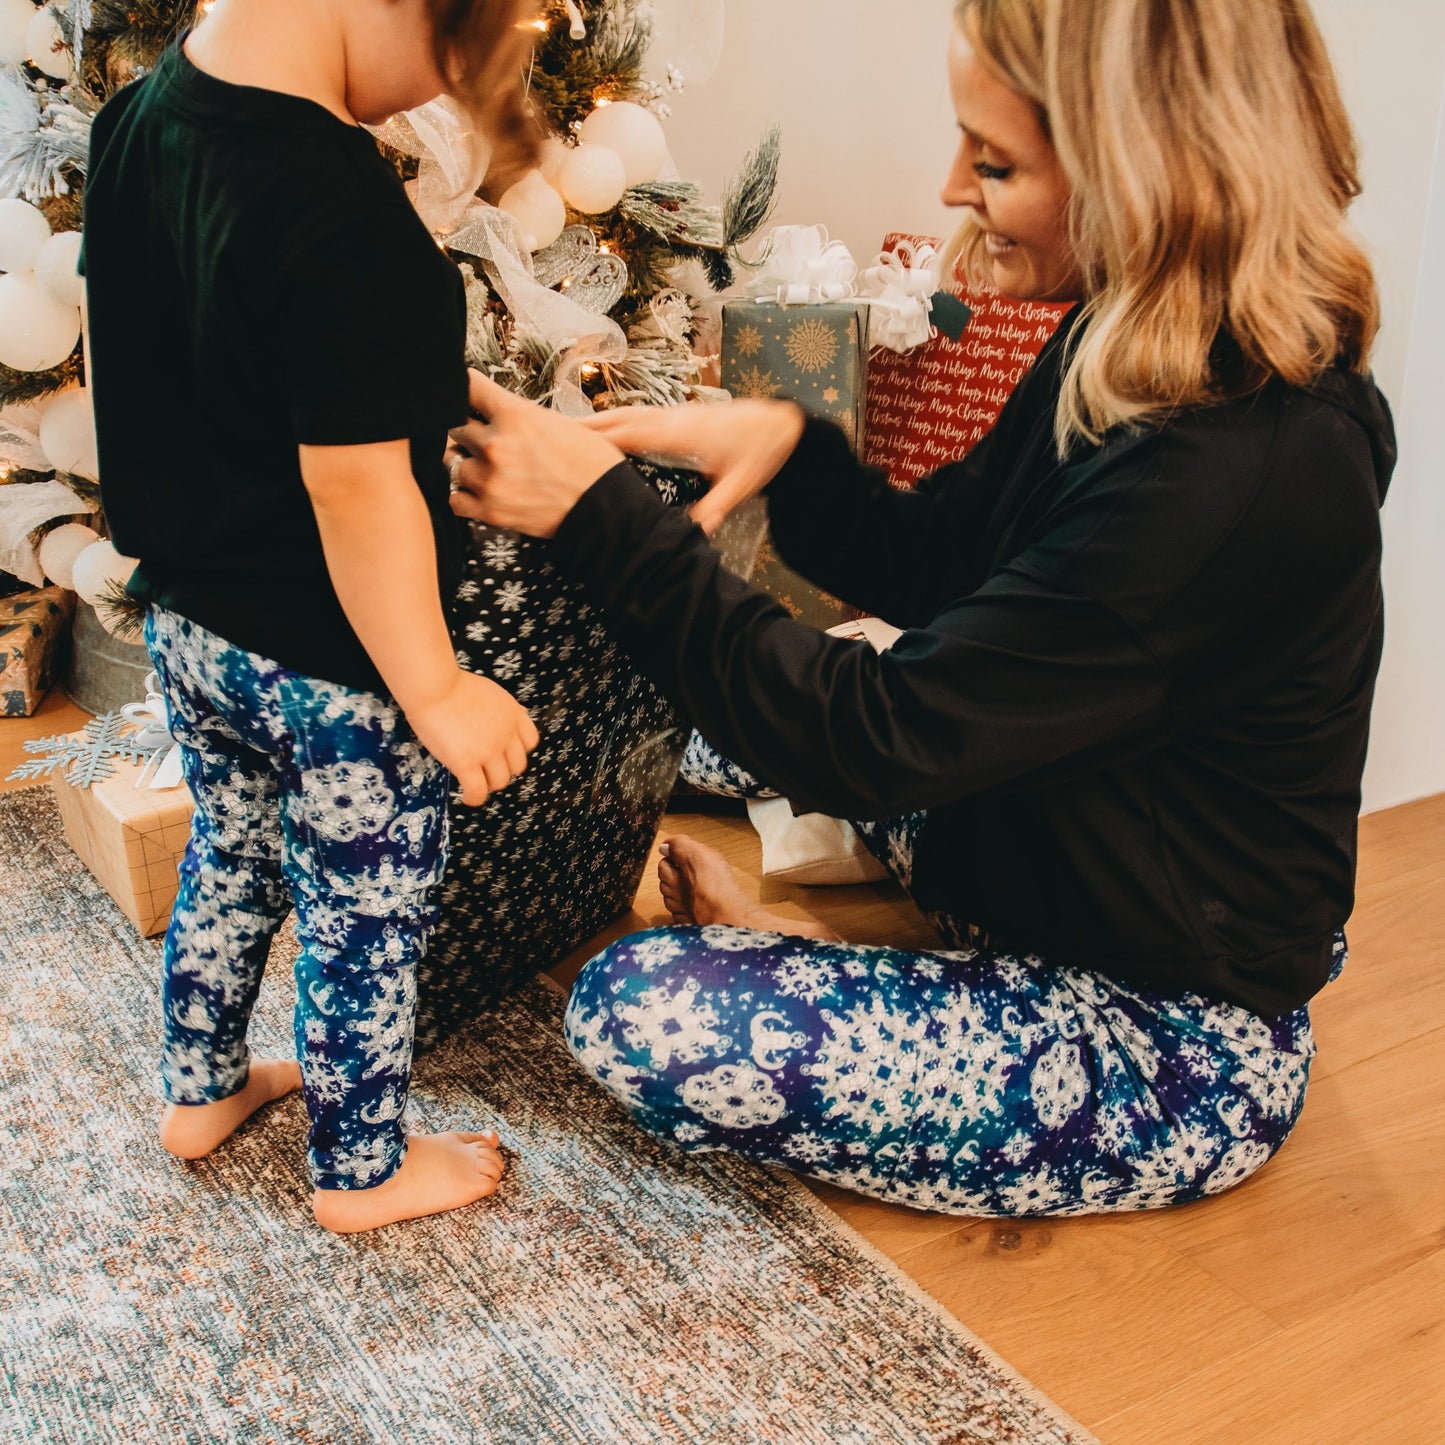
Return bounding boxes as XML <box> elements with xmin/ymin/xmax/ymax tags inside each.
<box><xmin>1313</xmin><ymin>1</ymin><xmax>1445</xmax><ymax>812</ymax></box>
<box><xmin>660</xmin><ymin>0</ymin><xmax>1445</xmax><ymax>813</ymax></box>
<box><xmin>660</xmin><ymin>0</ymin><xmax>958</xmax><ymax>266</ymax></box>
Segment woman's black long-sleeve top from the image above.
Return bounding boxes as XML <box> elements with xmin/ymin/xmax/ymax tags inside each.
<box><xmin>549</xmin><ymin>318</ymin><xmax>1396</xmax><ymax>1016</ymax></box>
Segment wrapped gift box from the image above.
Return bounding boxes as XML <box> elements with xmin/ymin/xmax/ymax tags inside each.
<box><xmin>418</xmin><ymin>457</ymin><xmax>740</xmax><ymax>1047</ymax></box>
<box><xmin>864</xmin><ymin>231</ymin><xmax>1072</xmax><ymax>488</ymax></box>
<box><xmin>51</xmin><ymin>748</ymin><xmax>193</xmax><ymax>937</ymax></box>
<box><xmin>721</xmin><ymin>299</ymin><xmax>865</xmax><ymax>628</ymax></box>
<box><xmin>722</xmin><ymin>298</ymin><xmax>868</xmax><ymax>448</ymax></box>
<box><xmin>1</xmin><ymin>585</ymin><xmax>75</xmax><ymax>717</ymax></box>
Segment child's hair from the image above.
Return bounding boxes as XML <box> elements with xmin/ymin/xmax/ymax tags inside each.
<box><xmin>947</xmin><ymin>0</ymin><xmax>1380</xmax><ymax>451</ymax></box>
<box><xmin>427</xmin><ymin>0</ymin><xmax>542</xmax><ymax>181</ymax></box>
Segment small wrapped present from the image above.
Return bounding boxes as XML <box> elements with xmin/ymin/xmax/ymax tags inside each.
<box><xmin>863</xmin><ymin>231</ymin><xmax>1072</xmax><ymax>488</ymax></box>
<box><xmin>721</xmin><ymin>229</ymin><xmax>869</xmax><ymax>629</ymax></box>
<box><xmin>1</xmin><ymin>585</ymin><xmax>75</xmax><ymax>717</ymax></box>
<box><xmin>12</xmin><ymin>695</ymin><xmax>192</xmax><ymax>937</ymax></box>
<box><xmin>721</xmin><ymin>303</ymin><xmax>867</xmax><ymax>450</ymax></box>
<box><xmin>50</xmin><ymin>743</ymin><xmax>192</xmax><ymax>937</ymax></box>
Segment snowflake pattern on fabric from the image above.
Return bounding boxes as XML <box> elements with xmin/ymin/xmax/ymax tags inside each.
<box><xmin>417</xmin><ymin>460</ymin><xmax>710</xmax><ymax>1046</ymax></box>
<box><xmin>145</xmin><ymin>608</ymin><xmax>449</xmax><ymax>1191</ymax></box>
<box><xmin>677</xmin><ymin>730</ymin><xmax>779</xmax><ymax>800</ymax></box>
<box><xmin>564</xmin><ymin>796</ymin><xmax>1340</xmax><ymax>1216</ymax></box>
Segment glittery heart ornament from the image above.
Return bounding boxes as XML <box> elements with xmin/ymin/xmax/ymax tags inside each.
<box><xmin>532</xmin><ymin>226</ymin><xmax>597</xmax><ymax>289</ymax></box>
<box><xmin>531</xmin><ymin>225</ymin><xmax>630</xmax><ymax>315</ymax></box>
<box><xmin>568</xmin><ymin>254</ymin><xmax>629</xmax><ymax>315</ymax></box>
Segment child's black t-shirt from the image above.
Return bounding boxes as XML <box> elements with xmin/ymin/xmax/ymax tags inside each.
<box><xmin>83</xmin><ymin>40</ymin><xmax>469</xmax><ymax>693</ymax></box>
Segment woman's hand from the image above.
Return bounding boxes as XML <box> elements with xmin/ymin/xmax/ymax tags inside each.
<box><xmin>448</xmin><ymin>372</ymin><xmax>625</xmax><ymax>538</ymax></box>
<box><xmin>583</xmin><ymin>398</ymin><xmax>806</xmax><ymax>536</ymax></box>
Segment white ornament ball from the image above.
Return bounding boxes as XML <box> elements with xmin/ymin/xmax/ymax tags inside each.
<box><xmin>557</xmin><ymin>144</ymin><xmax>628</xmax><ymax>215</ymax></box>
<box><xmin>578</xmin><ymin>102</ymin><xmax>667</xmax><ymax>187</ymax></box>
<box><xmin>0</xmin><ymin>0</ymin><xmax>35</xmax><ymax>68</ymax></box>
<box><xmin>38</xmin><ymin>522</ymin><xmax>101</xmax><ymax>591</ymax></box>
<box><xmin>25</xmin><ymin>5</ymin><xmax>70</xmax><ymax>80</ymax></box>
<box><xmin>0</xmin><ymin>273</ymin><xmax>81</xmax><ymax>371</ymax></box>
<box><xmin>39</xmin><ymin>386</ymin><xmax>99</xmax><ymax>480</ymax></box>
<box><xmin>498</xmin><ymin>169</ymin><xmax>566</xmax><ymax>252</ymax></box>
<box><xmin>0</xmin><ymin>197</ymin><xmax>52</xmax><ymax>274</ymax></box>
<box><xmin>538</xmin><ymin>136</ymin><xmax>570</xmax><ymax>187</ymax></box>
<box><xmin>71</xmin><ymin>539</ymin><xmax>138</xmax><ymax>609</ymax></box>
<box><xmin>35</xmin><ymin>230</ymin><xmax>85</xmax><ymax>306</ymax></box>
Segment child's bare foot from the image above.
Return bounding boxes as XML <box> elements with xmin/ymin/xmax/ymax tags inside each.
<box><xmin>311</xmin><ymin>1131</ymin><xmax>506</xmax><ymax>1234</ymax></box>
<box><xmin>159</xmin><ymin>1058</ymin><xmax>302</xmax><ymax>1161</ymax></box>
<box><xmin>658</xmin><ymin>835</ymin><xmax>839</xmax><ymax>940</ymax></box>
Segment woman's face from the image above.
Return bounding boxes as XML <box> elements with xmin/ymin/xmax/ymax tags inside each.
<box><xmin>941</xmin><ymin>24</ymin><xmax>1083</xmax><ymax>303</ymax></box>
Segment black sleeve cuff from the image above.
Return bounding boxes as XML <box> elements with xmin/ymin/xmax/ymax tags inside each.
<box><xmin>550</xmin><ymin>461</ymin><xmax>686</xmax><ymax>602</ymax></box>
<box><xmin>767</xmin><ymin>412</ymin><xmax>857</xmax><ymax>507</ymax></box>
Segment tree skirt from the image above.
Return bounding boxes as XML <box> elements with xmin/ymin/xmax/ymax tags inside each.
<box><xmin>0</xmin><ymin>787</ymin><xmax>1096</xmax><ymax>1445</ymax></box>
<box><xmin>420</xmin><ymin>459</ymin><xmax>709</xmax><ymax>1047</ymax></box>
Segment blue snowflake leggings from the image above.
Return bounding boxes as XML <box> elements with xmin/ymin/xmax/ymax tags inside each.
<box><xmin>146</xmin><ymin>608</ymin><xmax>449</xmax><ymax>1191</ymax></box>
<box><xmin>564</xmin><ymin>736</ymin><xmax>1340</xmax><ymax>1214</ymax></box>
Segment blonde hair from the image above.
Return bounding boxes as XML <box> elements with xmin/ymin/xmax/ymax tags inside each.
<box><xmin>948</xmin><ymin>0</ymin><xmax>1380</xmax><ymax>451</ymax></box>
<box><xmin>427</xmin><ymin>0</ymin><xmax>541</xmax><ymax>183</ymax></box>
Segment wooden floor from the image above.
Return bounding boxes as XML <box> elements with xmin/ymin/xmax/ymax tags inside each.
<box><xmin>4</xmin><ymin>692</ymin><xmax>1442</xmax><ymax>1442</ymax></box>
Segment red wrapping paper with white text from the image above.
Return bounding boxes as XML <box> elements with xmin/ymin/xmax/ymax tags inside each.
<box><xmin>863</xmin><ymin>231</ymin><xmax>1073</xmax><ymax>488</ymax></box>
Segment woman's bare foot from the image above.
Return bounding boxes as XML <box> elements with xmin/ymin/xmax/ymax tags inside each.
<box><xmin>159</xmin><ymin>1058</ymin><xmax>302</xmax><ymax>1161</ymax></box>
<box><xmin>311</xmin><ymin>1131</ymin><xmax>506</xmax><ymax>1234</ymax></box>
<box><xmin>658</xmin><ymin>835</ymin><xmax>839</xmax><ymax>940</ymax></box>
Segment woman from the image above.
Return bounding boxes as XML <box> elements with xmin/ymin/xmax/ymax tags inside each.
<box><xmin>448</xmin><ymin>0</ymin><xmax>1394</xmax><ymax>1215</ymax></box>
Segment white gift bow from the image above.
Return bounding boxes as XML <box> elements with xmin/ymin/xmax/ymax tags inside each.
<box><xmin>120</xmin><ymin>672</ymin><xmax>185</xmax><ymax>791</ymax></box>
<box><xmin>857</xmin><ymin>240</ymin><xmax>942</xmax><ymax>353</ymax></box>
<box><xmin>743</xmin><ymin>224</ymin><xmax>858</xmax><ymax>305</ymax></box>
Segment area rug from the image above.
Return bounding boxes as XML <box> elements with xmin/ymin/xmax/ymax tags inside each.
<box><xmin>0</xmin><ymin>788</ymin><xmax>1096</xmax><ymax>1445</ymax></box>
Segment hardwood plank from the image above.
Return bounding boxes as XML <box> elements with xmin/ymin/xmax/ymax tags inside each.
<box><xmin>802</xmin><ymin>1179</ymin><xmax>970</xmax><ymax>1260</ymax></box>
<box><xmin>1095</xmin><ymin>1252</ymin><xmax>1445</xmax><ymax>1445</ymax></box>
<box><xmin>886</xmin><ymin>1213</ymin><xmax>1281</xmax><ymax>1427</ymax></box>
<box><xmin>1144</xmin><ymin>1026</ymin><xmax>1445</xmax><ymax>1330</ymax></box>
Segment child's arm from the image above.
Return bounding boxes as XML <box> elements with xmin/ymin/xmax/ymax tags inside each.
<box><xmin>300</xmin><ymin>439</ymin><xmax>538</xmax><ymax>803</ymax></box>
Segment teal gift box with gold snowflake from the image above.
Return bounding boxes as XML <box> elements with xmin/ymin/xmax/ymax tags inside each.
<box><xmin>721</xmin><ymin>300</ymin><xmax>867</xmax><ymax>451</ymax></box>
<box><xmin>720</xmin><ymin>300</ymin><xmax>864</xmax><ymax>628</ymax></box>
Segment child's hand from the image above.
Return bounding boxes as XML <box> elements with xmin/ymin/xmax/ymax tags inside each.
<box><xmin>405</xmin><ymin>672</ymin><xmax>540</xmax><ymax>806</ymax></box>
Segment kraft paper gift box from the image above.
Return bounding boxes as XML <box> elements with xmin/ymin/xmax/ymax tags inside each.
<box><xmin>721</xmin><ymin>299</ymin><xmax>868</xmax><ymax>629</ymax></box>
<box><xmin>863</xmin><ymin>231</ymin><xmax>1072</xmax><ymax>488</ymax></box>
<box><xmin>51</xmin><ymin>747</ymin><xmax>193</xmax><ymax>937</ymax></box>
<box><xmin>1</xmin><ymin>585</ymin><xmax>74</xmax><ymax>717</ymax></box>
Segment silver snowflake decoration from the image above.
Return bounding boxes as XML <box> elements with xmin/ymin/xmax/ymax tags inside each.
<box><xmin>7</xmin><ymin>711</ymin><xmax>165</xmax><ymax>789</ymax></box>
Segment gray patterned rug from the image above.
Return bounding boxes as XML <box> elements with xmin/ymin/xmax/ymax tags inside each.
<box><xmin>0</xmin><ymin>787</ymin><xmax>1095</xmax><ymax>1445</ymax></box>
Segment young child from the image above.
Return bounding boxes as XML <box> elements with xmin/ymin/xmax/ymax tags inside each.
<box><xmin>82</xmin><ymin>0</ymin><xmax>539</xmax><ymax>1232</ymax></box>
